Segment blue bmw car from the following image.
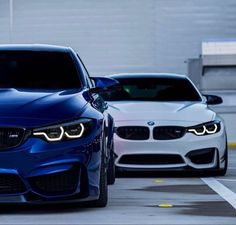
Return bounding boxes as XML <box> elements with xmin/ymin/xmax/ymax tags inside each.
<box><xmin>0</xmin><ymin>44</ymin><xmax>118</xmax><ymax>207</ymax></box>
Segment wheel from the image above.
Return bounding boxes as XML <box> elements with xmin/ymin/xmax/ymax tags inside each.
<box><xmin>86</xmin><ymin>133</ymin><xmax>108</xmax><ymax>207</ymax></box>
<box><xmin>215</xmin><ymin>146</ymin><xmax>228</xmax><ymax>176</ymax></box>
<box><xmin>93</xmin><ymin>157</ymin><xmax>108</xmax><ymax>207</ymax></box>
<box><xmin>107</xmin><ymin>145</ymin><xmax>115</xmax><ymax>185</ymax></box>
<box><xmin>85</xmin><ymin>156</ymin><xmax>108</xmax><ymax>207</ymax></box>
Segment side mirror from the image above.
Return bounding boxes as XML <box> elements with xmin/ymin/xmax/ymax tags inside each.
<box><xmin>203</xmin><ymin>94</ymin><xmax>223</xmax><ymax>105</ymax></box>
<box><xmin>90</xmin><ymin>77</ymin><xmax>120</xmax><ymax>94</ymax></box>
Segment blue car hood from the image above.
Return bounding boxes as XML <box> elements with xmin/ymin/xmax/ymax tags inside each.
<box><xmin>0</xmin><ymin>88</ymin><xmax>88</xmax><ymax>128</ymax></box>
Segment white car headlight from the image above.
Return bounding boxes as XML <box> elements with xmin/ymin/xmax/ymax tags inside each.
<box><xmin>187</xmin><ymin>121</ymin><xmax>221</xmax><ymax>136</ymax></box>
<box><xmin>33</xmin><ymin>118</ymin><xmax>93</xmax><ymax>142</ymax></box>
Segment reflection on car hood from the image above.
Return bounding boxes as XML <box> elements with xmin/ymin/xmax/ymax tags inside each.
<box><xmin>108</xmin><ymin>101</ymin><xmax>216</xmax><ymax>124</ymax></box>
<box><xmin>0</xmin><ymin>88</ymin><xmax>88</xmax><ymax>128</ymax></box>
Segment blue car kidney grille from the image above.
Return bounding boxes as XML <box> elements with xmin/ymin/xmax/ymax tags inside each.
<box><xmin>0</xmin><ymin>128</ymin><xmax>25</xmax><ymax>149</ymax></box>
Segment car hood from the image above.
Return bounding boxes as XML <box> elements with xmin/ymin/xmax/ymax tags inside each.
<box><xmin>108</xmin><ymin>101</ymin><xmax>216</xmax><ymax>125</ymax></box>
<box><xmin>0</xmin><ymin>88</ymin><xmax>88</xmax><ymax>128</ymax></box>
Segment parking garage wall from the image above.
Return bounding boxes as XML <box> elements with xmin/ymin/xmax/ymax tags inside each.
<box><xmin>1</xmin><ymin>0</ymin><xmax>236</xmax><ymax>76</ymax></box>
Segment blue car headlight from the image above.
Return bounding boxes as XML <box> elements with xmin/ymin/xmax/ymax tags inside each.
<box><xmin>187</xmin><ymin>121</ymin><xmax>221</xmax><ymax>136</ymax></box>
<box><xmin>33</xmin><ymin>118</ymin><xmax>93</xmax><ymax>142</ymax></box>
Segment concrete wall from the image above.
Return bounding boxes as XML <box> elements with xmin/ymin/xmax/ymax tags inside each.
<box><xmin>1</xmin><ymin>0</ymin><xmax>236</xmax><ymax>76</ymax></box>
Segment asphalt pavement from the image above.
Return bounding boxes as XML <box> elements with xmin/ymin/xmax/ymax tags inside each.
<box><xmin>1</xmin><ymin>149</ymin><xmax>236</xmax><ymax>225</ymax></box>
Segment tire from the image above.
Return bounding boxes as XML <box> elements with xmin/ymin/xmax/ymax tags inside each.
<box><xmin>107</xmin><ymin>146</ymin><xmax>115</xmax><ymax>185</ymax></box>
<box><xmin>94</xmin><ymin>158</ymin><xmax>108</xmax><ymax>207</ymax></box>
<box><xmin>85</xmin><ymin>158</ymin><xmax>108</xmax><ymax>207</ymax></box>
<box><xmin>216</xmin><ymin>146</ymin><xmax>228</xmax><ymax>176</ymax></box>
<box><xmin>86</xmin><ymin>134</ymin><xmax>108</xmax><ymax>207</ymax></box>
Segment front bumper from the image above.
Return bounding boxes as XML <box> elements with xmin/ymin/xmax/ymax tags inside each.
<box><xmin>114</xmin><ymin>122</ymin><xmax>227</xmax><ymax>171</ymax></box>
<box><xmin>0</xmin><ymin>135</ymin><xmax>102</xmax><ymax>203</ymax></box>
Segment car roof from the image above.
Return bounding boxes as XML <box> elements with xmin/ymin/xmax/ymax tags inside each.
<box><xmin>0</xmin><ymin>44</ymin><xmax>71</xmax><ymax>53</ymax></box>
<box><xmin>107</xmin><ymin>73</ymin><xmax>188</xmax><ymax>79</ymax></box>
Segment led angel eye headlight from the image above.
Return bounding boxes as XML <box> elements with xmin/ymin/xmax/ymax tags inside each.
<box><xmin>188</xmin><ymin>121</ymin><xmax>220</xmax><ymax>136</ymax></box>
<box><xmin>64</xmin><ymin>123</ymin><xmax>85</xmax><ymax>139</ymax></box>
<box><xmin>33</xmin><ymin>118</ymin><xmax>93</xmax><ymax>142</ymax></box>
<box><xmin>33</xmin><ymin>127</ymin><xmax>64</xmax><ymax>141</ymax></box>
<box><xmin>188</xmin><ymin>126</ymin><xmax>205</xmax><ymax>136</ymax></box>
<box><xmin>205</xmin><ymin>123</ymin><xmax>218</xmax><ymax>134</ymax></box>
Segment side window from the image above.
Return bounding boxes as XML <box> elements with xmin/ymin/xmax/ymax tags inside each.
<box><xmin>90</xmin><ymin>78</ymin><xmax>95</xmax><ymax>88</ymax></box>
<box><xmin>76</xmin><ymin>53</ymin><xmax>93</xmax><ymax>88</ymax></box>
<box><xmin>86</xmin><ymin>76</ymin><xmax>94</xmax><ymax>88</ymax></box>
<box><xmin>82</xmin><ymin>65</ymin><xmax>93</xmax><ymax>88</ymax></box>
<box><xmin>83</xmin><ymin>68</ymin><xmax>93</xmax><ymax>88</ymax></box>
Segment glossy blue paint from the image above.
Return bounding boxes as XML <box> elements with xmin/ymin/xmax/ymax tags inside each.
<box><xmin>91</xmin><ymin>77</ymin><xmax>120</xmax><ymax>93</ymax></box>
<box><xmin>0</xmin><ymin>89</ymin><xmax>90</xmax><ymax>127</ymax></box>
<box><xmin>0</xmin><ymin>44</ymin><xmax>114</xmax><ymax>203</ymax></box>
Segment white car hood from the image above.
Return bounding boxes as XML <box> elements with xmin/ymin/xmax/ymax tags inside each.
<box><xmin>108</xmin><ymin>101</ymin><xmax>216</xmax><ymax>125</ymax></box>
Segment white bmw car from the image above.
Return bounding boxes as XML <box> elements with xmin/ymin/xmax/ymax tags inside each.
<box><xmin>102</xmin><ymin>73</ymin><xmax>227</xmax><ymax>175</ymax></box>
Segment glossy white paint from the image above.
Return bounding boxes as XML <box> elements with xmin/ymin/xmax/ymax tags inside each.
<box><xmin>109</xmin><ymin>102</ymin><xmax>215</xmax><ymax>124</ymax></box>
<box><xmin>107</xmin><ymin>74</ymin><xmax>227</xmax><ymax>171</ymax></box>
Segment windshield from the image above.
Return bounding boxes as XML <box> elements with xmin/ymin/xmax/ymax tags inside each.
<box><xmin>102</xmin><ymin>77</ymin><xmax>202</xmax><ymax>101</ymax></box>
<box><xmin>0</xmin><ymin>51</ymin><xmax>81</xmax><ymax>89</ymax></box>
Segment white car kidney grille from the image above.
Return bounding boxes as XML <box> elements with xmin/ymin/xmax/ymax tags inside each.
<box><xmin>153</xmin><ymin>126</ymin><xmax>186</xmax><ymax>140</ymax></box>
<box><xmin>116</xmin><ymin>126</ymin><xmax>150</xmax><ymax>140</ymax></box>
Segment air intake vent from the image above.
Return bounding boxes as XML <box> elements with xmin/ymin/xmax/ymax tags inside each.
<box><xmin>0</xmin><ymin>173</ymin><xmax>26</xmax><ymax>194</ymax></box>
<box><xmin>0</xmin><ymin>128</ymin><xmax>25</xmax><ymax>149</ymax></box>
<box><xmin>30</xmin><ymin>166</ymin><xmax>80</xmax><ymax>196</ymax></box>
<box><xmin>153</xmin><ymin>126</ymin><xmax>186</xmax><ymax>140</ymax></box>
<box><xmin>186</xmin><ymin>148</ymin><xmax>215</xmax><ymax>164</ymax></box>
<box><xmin>119</xmin><ymin>154</ymin><xmax>184</xmax><ymax>165</ymax></box>
<box><xmin>116</xmin><ymin>126</ymin><xmax>149</xmax><ymax>140</ymax></box>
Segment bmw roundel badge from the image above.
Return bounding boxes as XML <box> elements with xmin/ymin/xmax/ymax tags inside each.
<box><xmin>147</xmin><ymin>121</ymin><xmax>155</xmax><ymax>126</ymax></box>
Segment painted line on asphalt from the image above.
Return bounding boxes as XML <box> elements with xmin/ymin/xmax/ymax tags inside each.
<box><xmin>154</xmin><ymin>179</ymin><xmax>164</xmax><ymax>183</ymax></box>
<box><xmin>158</xmin><ymin>203</ymin><xmax>173</xmax><ymax>208</ymax></box>
<box><xmin>202</xmin><ymin>177</ymin><xmax>236</xmax><ymax>210</ymax></box>
<box><xmin>228</xmin><ymin>143</ymin><xmax>236</xmax><ymax>148</ymax></box>
<box><xmin>217</xmin><ymin>178</ymin><xmax>236</xmax><ymax>182</ymax></box>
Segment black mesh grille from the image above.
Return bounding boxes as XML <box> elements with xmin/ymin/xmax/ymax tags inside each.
<box><xmin>186</xmin><ymin>148</ymin><xmax>215</xmax><ymax>164</ymax></box>
<box><xmin>0</xmin><ymin>128</ymin><xmax>25</xmax><ymax>149</ymax></box>
<box><xmin>30</xmin><ymin>166</ymin><xmax>80</xmax><ymax>196</ymax></box>
<box><xmin>0</xmin><ymin>173</ymin><xmax>26</xmax><ymax>194</ymax></box>
<box><xmin>119</xmin><ymin>154</ymin><xmax>184</xmax><ymax>165</ymax></box>
<box><xmin>153</xmin><ymin>126</ymin><xmax>186</xmax><ymax>140</ymax></box>
<box><xmin>116</xmin><ymin>126</ymin><xmax>149</xmax><ymax>140</ymax></box>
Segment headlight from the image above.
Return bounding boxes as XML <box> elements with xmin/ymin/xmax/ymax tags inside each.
<box><xmin>187</xmin><ymin>121</ymin><xmax>221</xmax><ymax>136</ymax></box>
<box><xmin>33</xmin><ymin>118</ymin><xmax>93</xmax><ymax>142</ymax></box>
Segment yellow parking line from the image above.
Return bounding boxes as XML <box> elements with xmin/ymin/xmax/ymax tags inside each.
<box><xmin>158</xmin><ymin>204</ymin><xmax>173</xmax><ymax>208</ymax></box>
<box><xmin>228</xmin><ymin>143</ymin><xmax>236</xmax><ymax>148</ymax></box>
<box><xmin>154</xmin><ymin>179</ymin><xmax>164</xmax><ymax>183</ymax></box>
